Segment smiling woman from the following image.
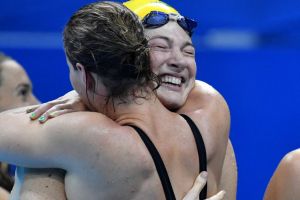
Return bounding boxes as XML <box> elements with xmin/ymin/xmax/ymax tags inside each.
<box><xmin>145</xmin><ymin>19</ymin><xmax>197</xmax><ymax>110</ymax></box>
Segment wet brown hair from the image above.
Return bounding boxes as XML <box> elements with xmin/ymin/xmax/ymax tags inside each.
<box><xmin>63</xmin><ymin>1</ymin><xmax>160</xmax><ymax>103</ymax></box>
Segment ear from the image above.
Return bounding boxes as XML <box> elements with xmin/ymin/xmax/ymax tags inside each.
<box><xmin>75</xmin><ymin>63</ymin><xmax>86</xmax><ymax>86</ymax></box>
<box><xmin>75</xmin><ymin>63</ymin><xmax>84</xmax><ymax>71</ymax></box>
<box><xmin>75</xmin><ymin>63</ymin><xmax>95</xmax><ymax>91</ymax></box>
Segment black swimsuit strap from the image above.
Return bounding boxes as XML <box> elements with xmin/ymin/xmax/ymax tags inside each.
<box><xmin>128</xmin><ymin>125</ymin><xmax>176</xmax><ymax>200</ymax></box>
<box><xmin>180</xmin><ymin>114</ymin><xmax>207</xmax><ymax>200</ymax></box>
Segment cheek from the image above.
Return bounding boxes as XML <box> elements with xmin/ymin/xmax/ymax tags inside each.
<box><xmin>1</xmin><ymin>96</ymin><xmax>22</xmax><ymax>110</ymax></box>
<box><xmin>149</xmin><ymin>51</ymin><xmax>166</xmax><ymax>75</ymax></box>
<box><xmin>188</xmin><ymin>61</ymin><xmax>197</xmax><ymax>78</ymax></box>
<box><xmin>149</xmin><ymin>55</ymin><xmax>160</xmax><ymax>74</ymax></box>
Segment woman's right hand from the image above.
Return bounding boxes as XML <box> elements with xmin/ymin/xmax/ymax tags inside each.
<box><xmin>27</xmin><ymin>90</ymin><xmax>88</xmax><ymax>123</ymax></box>
<box><xmin>183</xmin><ymin>172</ymin><xmax>225</xmax><ymax>200</ymax></box>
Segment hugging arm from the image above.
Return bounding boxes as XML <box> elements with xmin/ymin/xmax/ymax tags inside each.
<box><xmin>0</xmin><ymin>107</ymin><xmax>99</xmax><ymax>170</ymax></box>
<box><xmin>178</xmin><ymin>81</ymin><xmax>233</xmax><ymax>199</ymax></box>
<box><xmin>219</xmin><ymin>140</ymin><xmax>237</xmax><ymax>200</ymax></box>
<box><xmin>183</xmin><ymin>81</ymin><xmax>234</xmax><ymax>193</ymax></box>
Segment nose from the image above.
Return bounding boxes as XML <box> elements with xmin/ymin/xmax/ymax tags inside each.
<box><xmin>167</xmin><ymin>48</ymin><xmax>187</xmax><ymax>72</ymax></box>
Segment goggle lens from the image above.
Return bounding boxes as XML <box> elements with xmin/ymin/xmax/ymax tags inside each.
<box><xmin>142</xmin><ymin>11</ymin><xmax>197</xmax><ymax>36</ymax></box>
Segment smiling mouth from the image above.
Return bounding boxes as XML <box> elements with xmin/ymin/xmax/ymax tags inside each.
<box><xmin>160</xmin><ymin>75</ymin><xmax>185</xmax><ymax>87</ymax></box>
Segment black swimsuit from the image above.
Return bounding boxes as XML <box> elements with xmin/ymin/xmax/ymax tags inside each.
<box><xmin>128</xmin><ymin>114</ymin><xmax>207</xmax><ymax>200</ymax></box>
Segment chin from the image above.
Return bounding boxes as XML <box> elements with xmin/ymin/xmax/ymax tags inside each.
<box><xmin>161</xmin><ymin>97</ymin><xmax>182</xmax><ymax>111</ymax></box>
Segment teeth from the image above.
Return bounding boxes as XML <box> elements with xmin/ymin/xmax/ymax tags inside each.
<box><xmin>161</xmin><ymin>75</ymin><xmax>182</xmax><ymax>85</ymax></box>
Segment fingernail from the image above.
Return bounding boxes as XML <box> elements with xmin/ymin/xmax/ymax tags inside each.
<box><xmin>200</xmin><ymin>171</ymin><xmax>208</xmax><ymax>178</ymax></box>
<box><xmin>38</xmin><ymin>115</ymin><xmax>46</xmax><ymax>122</ymax></box>
<box><xmin>30</xmin><ymin>113</ymin><xmax>36</xmax><ymax>119</ymax></box>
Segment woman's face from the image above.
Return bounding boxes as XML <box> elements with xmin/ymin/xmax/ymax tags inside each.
<box><xmin>145</xmin><ymin>21</ymin><xmax>196</xmax><ymax>110</ymax></box>
<box><xmin>0</xmin><ymin>60</ymin><xmax>39</xmax><ymax>111</ymax></box>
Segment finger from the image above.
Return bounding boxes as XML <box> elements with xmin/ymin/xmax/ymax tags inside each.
<box><xmin>191</xmin><ymin>171</ymin><xmax>208</xmax><ymax>193</ymax></box>
<box><xmin>49</xmin><ymin>109</ymin><xmax>75</xmax><ymax>118</ymax></box>
<box><xmin>183</xmin><ymin>171</ymin><xmax>207</xmax><ymax>200</ymax></box>
<box><xmin>205</xmin><ymin>191</ymin><xmax>225</xmax><ymax>200</ymax></box>
<box><xmin>38</xmin><ymin>109</ymin><xmax>74</xmax><ymax>123</ymax></box>
<box><xmin>38</xmin><ymin>104</ymin><xmax>72</xmax><ymax>123</ymax></box>
<box><xmin>30</xmin><ymin>99</ymin><xmax>67</xmax><ymax>120</ymax></box>
<box><xmin>26</xmin><ymin>105</ymin><xmax>40</xmax><ymax>113</ymax></box>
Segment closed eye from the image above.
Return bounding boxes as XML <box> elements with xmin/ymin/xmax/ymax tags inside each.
<box><xmin>183</xmin><ymin>46</ymin><xmax>195</xmax><ymax>56</ymax></box>
<box><xmin>155</xmin><ymin>45</ymin><xmax>168</xmax><ymax>49</ymax></box>
<box><xmin>16</xmin><ymin>84</ymin><xmax>31</xmax><ymax>101</ymax></box>
<box><xmin>184</xmin><ymin>50</ymin><xmax>195</xmax><ymax>56</ymax></box>
<box><xmin>150</xmin><ymin>45</ymin><xmax>170</xmax><ymax>52</ymax></box>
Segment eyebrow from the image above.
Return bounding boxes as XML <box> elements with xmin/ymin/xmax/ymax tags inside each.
<box><xmin>16</xmin><ymin>83</ymin><xmax>31</xmax><ymax>90</ymax></box>
<box><xmin>148</xmin><ymin>36</ymin><xmax>195</xmax><ymax>48</ymax></box>
<box><xmin>183</xmin><ymin>41</ymin><xmax>195</xmax><ymax>49</ymax></box>
<box><xmin>148</xmin><ymin>36</ymin><xmax>171</xmax><ymax>43</ymax></box>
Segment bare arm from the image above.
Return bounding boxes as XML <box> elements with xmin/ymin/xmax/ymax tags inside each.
<box><xmin>219</xmin><ymin>140</ymin><xmax>237</xmax><ymax>200</ymax></box>
<box><xmin>264</xmin><ymin>149</ymin><xmax>300</xmax><ymax>200</ymax></box>
<box><xmin>0</xmin><ymin>107</ymin><xmax>113</xmax><ymax>170</ymax></box>
<box><xmin>12</xmin><ymin>168</ymin><xmax>66</xmax><ymax>200</ymax></box>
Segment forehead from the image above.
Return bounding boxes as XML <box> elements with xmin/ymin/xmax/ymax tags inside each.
<box><xmin>145</xmin><ymin>21</ymin><xmax>192</xmax><ymax>44</ymax></box>
<box><xmin>0</xmin><ymin>60</ymin><xmax>30</xmax><ymax>85</ymax></box>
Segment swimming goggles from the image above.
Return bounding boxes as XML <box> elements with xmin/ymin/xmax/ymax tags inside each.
<box><xmin>142</xmin><ymin>11</ymin><xmax>198</xmax><ymax>36</ymax></box>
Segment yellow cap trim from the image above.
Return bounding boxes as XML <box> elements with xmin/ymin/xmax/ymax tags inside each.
<box><xmin>123</xmin><ymin>0</ymin><xmax>179</xmax><ymax>19</ymax></box>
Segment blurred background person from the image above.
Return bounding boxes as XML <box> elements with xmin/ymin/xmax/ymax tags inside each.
<box><xmin>0</xmin><ymin>53</ymin><xmax>38</xmax><ymax>112</ymax></box>
<box><xmin>0</xmin><ymin>52</ymin><xmax>39</xmax><ymax>199</ymax></box>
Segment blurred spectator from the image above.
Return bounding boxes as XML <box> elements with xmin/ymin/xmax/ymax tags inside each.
<box><xmin>0</xmin><ymin>53</ymin><xmax>39</xmax><ymax>111</ymax></box>
<box><xmin>0</xmin><ymin>52</ymin><xmax>39</xmax><ymax>199</ymax></box>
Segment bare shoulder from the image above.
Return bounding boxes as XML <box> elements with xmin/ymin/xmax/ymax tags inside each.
<box><xmin>45</xmin><ymin>112</ymin><xmax>150</xmax><ymax>168</ymax></box>
<box><xmin>194</xmin><ymin>80</ymin><xmax>220</xmax><ymax>97</ymax></box>
<box><xmin>44</xmin><ymin>111</ymin><xmax>133</xmax><ymax>150</ymax></box>
<box><xmin>179</xmin><ymin>80</ymin><xmax>230</xmax><ymax>140</ymax></box>
<box><xmin>179</xmin><ymin>80</ymin><xmax>230</xmax><ymax>118</ymax></box>
<box><xmin>194</xmin><ymin>80</ymin><xmax>229</xmax><ymax>112</ymax></box>
<box><xmin>0</xmin><ymin>187</ymin><xmax>9</xmax><ymax>200</ymax></box>
<box><xmin>178</xmin><ymin>80</ymin><xmax>230</xmax><ymax>163</ymax></box>
<box><xmin>0</xmin><ymin>108</ymin><xmax>146</xmax><ymax>175</ymax></box>
<box><xmin>264</xmin><ymin>149</ymin><xmax>300</xmax><ymax>200</ymax></box>
<box><xmin>278</xmin><ymin>149</ymin><xmax>300</xmax><ymax>179</ymax></box>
